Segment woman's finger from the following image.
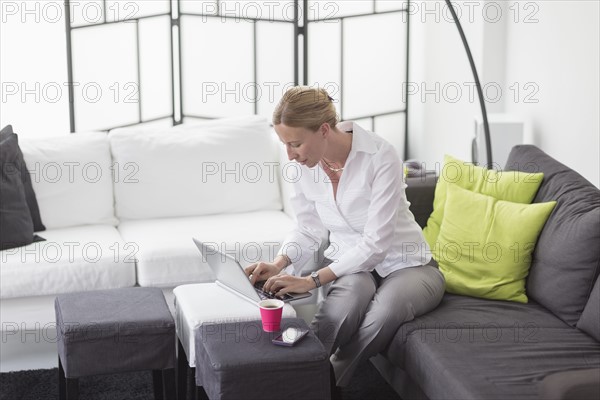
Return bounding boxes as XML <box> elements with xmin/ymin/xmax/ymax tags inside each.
<box><xmin>263</xmin><ymin>275</ymin><xmax>275</xmax><ymax>292</ymax></box>
<box><xmin>248</xmin><ymin>263</ymin><xmax>265</xmax><ymax>284</ymax></box>
<box><xmin>266</xmin><ymin>274</ymin><xmax>284</xmax><ymax>292</ymax></box>
<box><xmin>271</xmin><ymin>276</ymin><xmax>294</xmax><ymax>293</ymax></box>
<box><xmin>244</xmin><ymin>263</ymin><xmax>256</xmax><ymax>277</ymax></box>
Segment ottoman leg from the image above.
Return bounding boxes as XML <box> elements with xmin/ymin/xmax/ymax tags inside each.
<box><xmin>59</xmin><ymin>356</ymin><xmax>79</xmax><ymax>400</ymax></box>
<box><xmin>187</xmin><ymin>368</ymin><xmax>196</xmax><ymax>400</ymax></box>
<box><xmin>66</xmin><ymin>377</ymin><xmax>79</xmax><ymax>400</ymax></box>
<box><xmin>163</xmin><ymin>368</ymin><xmax>176</xmax><ymax>400</ymax></box>
<box><xmin>154</xmin><ymin>369</ymin><xmax>176</xmax><ymax>400</ymax></box>
<box><xmin>153</xmin><ymin>370</ymin><xmax>164</xmax><ymax>400</ymax></box>
<box><xmin>177</xmin><ymin>339</ymin><xmax>189</xmax><ymax>400</ymax></box>
<box><xmin>58</xmin><ymin>357</ymin><xmax>66</xmax><ymax>400</ymax></box>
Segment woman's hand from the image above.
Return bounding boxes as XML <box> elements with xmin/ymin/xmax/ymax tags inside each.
<box><xmin>244</xmin><ymin>262</ymin><xmax>281</xmax><ymax>285</ymax></box>
<box><xmin>262</xmin><ymin>274</ymin><xmax>314</xmax><ymax>296</ymax></box>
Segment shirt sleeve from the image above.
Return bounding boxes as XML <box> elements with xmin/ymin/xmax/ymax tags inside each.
<box><xmin>328</xmin><ymin>146</ymin><xmax>406</xmax><ymax>277</ymax></box>
<box><xmin>277</xmin><ymin>179</ymin><xmax>329</xmax><ymax>276</ymax></box>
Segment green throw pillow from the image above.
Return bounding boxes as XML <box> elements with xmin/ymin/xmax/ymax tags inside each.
<box><xmin>436</xmin><ymin>184</ymin><xmax>556</xmax><ymax>303</ymax></box>
<box><xmin>423</xmin><ymin>155</ymin><xmax>544</xmax><ymax>250</ymax></box>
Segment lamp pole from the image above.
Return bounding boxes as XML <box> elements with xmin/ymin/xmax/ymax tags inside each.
<box><xmin>444</xmin><ymin>0</ymin><xmax>493</xmax><ymax>169</ymax></box>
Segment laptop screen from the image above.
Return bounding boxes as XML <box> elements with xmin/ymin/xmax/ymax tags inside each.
<box><xmin>195</xmin><ymin>240</ymin><xmax>261</xmax><ymax>302</ymax></box>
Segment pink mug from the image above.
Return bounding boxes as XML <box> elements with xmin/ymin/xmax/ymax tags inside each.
<box><xmin>258</xmin><ymin>299</ymin><xmax>284</xmax><ymax>332</ymax></box>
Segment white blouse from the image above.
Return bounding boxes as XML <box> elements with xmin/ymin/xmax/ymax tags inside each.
<box><xmin>279</xmin><ymin>121</ymin><xmax>431</xmax><ymax>278</ymax></box>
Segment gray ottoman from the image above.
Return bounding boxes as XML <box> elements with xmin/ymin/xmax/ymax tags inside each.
<box><xmin>195</xmin><ymin>318</ymin><xmax>330</xmax><ymax>400</ymax></box>
<box><xmin>55</xmin><ymin>287</ymin><xmax>176</xmax><ymax>400</ymax></box>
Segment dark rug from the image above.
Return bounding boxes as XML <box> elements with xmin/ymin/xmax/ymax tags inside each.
<box><xmin>0</xmin><ymin>360</ymin><xmax>401</xmax><ymax>400</ymax></box>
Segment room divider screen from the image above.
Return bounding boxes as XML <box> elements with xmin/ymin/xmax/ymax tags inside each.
<box><xmin>65</xmin><ymin>0</ymin><xmax>410</xmax><ymax>158</ymax></box>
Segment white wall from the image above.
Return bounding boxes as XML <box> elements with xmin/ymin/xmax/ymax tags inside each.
<box><xmin>3</xmin><ymin>0</ymin><xmax>598</xmax><ymax>187</ymax></box>
<box><xmin>409</xmin><ymin>0</ymin><xmax>599</xmax><ymax>188</ymax></box>
<box><xmin>408</xmin><ymin>0</ymin><xmax>486</xmax><ymax>171</ymax></box>
<box><xmin>504</xmin><ymin>0</ymin><xmax>599</xmax><ymax>187</ymax></box>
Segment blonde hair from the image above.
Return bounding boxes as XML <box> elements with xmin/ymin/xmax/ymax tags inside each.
<box><xmin>273</xmin><ymin>86</ymin><xmax>338</xmax><ymax>131</ymax></box>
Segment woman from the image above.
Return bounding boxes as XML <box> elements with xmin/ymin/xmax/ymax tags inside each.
<box><xmin>245</xmin><ymin>86</ymin><xmax>445</xmax><ymax>387</ymax></box>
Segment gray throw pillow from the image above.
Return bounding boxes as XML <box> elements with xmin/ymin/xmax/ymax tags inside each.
<box><xmin>505</xmin><ymin>145</ymin><xmax>600</xmax><ymax>327</ymax></box>
<box><xmin>0</xmin><ymin>133</ymin><xmax>34</xmax><ymax>250</ymax></box>
<box><xmin>0</xmin><ymin>125</ymin><xmax>45</xmax><ymax>232</ymax></box>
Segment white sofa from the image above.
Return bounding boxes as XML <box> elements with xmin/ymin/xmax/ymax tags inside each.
<box><xmin>0</xmin><ymin>116</ymin><xmax>306</xmax><ymax>372</ymax></box>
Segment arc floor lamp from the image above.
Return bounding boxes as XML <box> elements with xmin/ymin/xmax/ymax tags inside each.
<box><xmin>444</xmin><ymin>0</ymin><xmax>492</xmax><ymax>168</ymax></box>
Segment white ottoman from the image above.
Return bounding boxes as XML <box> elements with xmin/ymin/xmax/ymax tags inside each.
<box><xmin>173</xmin><ymin>283</ymin><xmax>296</xmax><ymax>399</ymax></box>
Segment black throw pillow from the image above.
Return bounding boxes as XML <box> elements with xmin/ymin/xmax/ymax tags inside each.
<box><xmin>0</xmin><ymin>125</ymin><xmax>45</xmax><ymax>232</ymax></box>
<box><xmin>0</xmin><ymin>133</ymin><xmax>35</xmax><ymax>250</ymax></box>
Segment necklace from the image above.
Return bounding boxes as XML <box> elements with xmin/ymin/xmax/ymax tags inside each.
<box><xmin>322</xmin><ymin>158</ymin><xmax>344</xmax><ymax>172</ymax></box>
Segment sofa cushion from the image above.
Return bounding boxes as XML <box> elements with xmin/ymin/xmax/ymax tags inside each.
<box><xmin>437</xmin><ymin>184</ymin><xmax>556</xmax><ymax>303</ymax></box>
<box><xmin>0</xmin><ymin>125</ymin><xmax>45</xmax><ymax>232</ymax></box>
<box><xmin>404</xmin><ymin>327</ymin><xmax>600</xmax><ymax>400</ymax></box>
<box><xmin>19</xmin><ymin>132</ymin><xmax>118</xmax><ymax>230</ymax></box>
<box><xmin>0</xmin><ymin>225</ymin><xmax>136</xmax><ymax>299</ymax></box>
<box><xmin>386</xmin><ymin>293</ymin><xmax>569</xmax><ymax>367</ymax></box>
<box><xmin>109</xmin><ymin>116</ymin><xmax>282</xmax><ymax>220</ymax></box>
<box><xmin>118</xmin><ymin>210</ymin><xmax>294</xmax><ymax>287</ymax></box>
<box><xmin>506</xmin><ymin>145</ymin><xmax>600</xmax><ymax>327</ymax></box>
<box><xmin>578</xmin><ymin>277</ymin><xmax>600</xmax><ymax>342</ymax></box>
<box><xmin>0</xmin><ymin>133</ymin><xmax>34</xmax><ymax>250</ymax></box>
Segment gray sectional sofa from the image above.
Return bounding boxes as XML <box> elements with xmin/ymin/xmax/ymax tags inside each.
<box><xmin>373</xmin><ymin>145</ymin><xmax>600</xmax><ymax>399</ymax></box>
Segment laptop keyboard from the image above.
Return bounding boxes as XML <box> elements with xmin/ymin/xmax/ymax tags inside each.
<box><xmin>254</xmin><ymin>281</ymin><xmax>294</xmax><ymax>301</ymax></box>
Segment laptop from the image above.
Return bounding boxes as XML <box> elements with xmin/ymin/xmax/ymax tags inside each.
<box><xmin>193</xmin><ymin>239</ymin><xmax>312</xmax><ymax>305</ymax></box>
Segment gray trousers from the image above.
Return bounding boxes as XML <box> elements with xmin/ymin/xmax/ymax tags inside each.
<box><xmin>310</xmin><ymin>264</ymin><xmax>445</xmax><ymax>387</ymax></box>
